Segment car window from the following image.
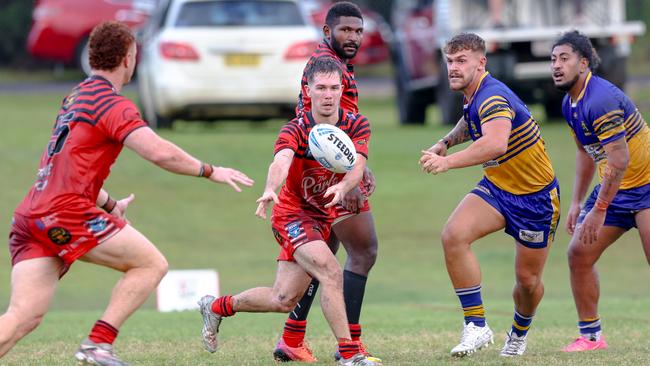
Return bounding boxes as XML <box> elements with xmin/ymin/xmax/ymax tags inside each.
<box><xmin>174</xmin><ymin>0</ymin><xmax>305</xmax><ymax>27</ymax></box>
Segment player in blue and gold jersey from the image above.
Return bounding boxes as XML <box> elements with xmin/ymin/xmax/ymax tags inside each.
<box><xmin>420</xmin><ymin>33</ymin><xmax>560</xmax><ymax>357</ymax></box>
<box><xmin>552</xmin><ymin>30</ymin><xmax>650</xmax><ymax>352</ymax></box>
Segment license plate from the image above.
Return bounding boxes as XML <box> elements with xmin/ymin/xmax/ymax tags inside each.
<box><xmin>224</xmin><ymin>53</ymin><xmax>260</xmax><ymax>67</ymax></box>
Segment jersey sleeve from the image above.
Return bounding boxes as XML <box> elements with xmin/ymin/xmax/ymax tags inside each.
<box><xmin>274</xmin><ymin>121</ymin><xmax>301</xmax><ymax>155</ymax></box>
<box><xmin>587</xmin><ymin>95</ymin><xmax>626</xmax><ymax>145</ymax></box>
<box><xmin>99</xmin><ymin>98</ymin><xmax>148</xmax><ymax>143</ymax></box>
<box><xmin>349</xmin><ymin>114</ymin><xmax>371</xmax><ymax>159</ymax></box>
<box><xmin>477</xmin><ymin>94</ymin><xmax>515</xmax><ymax>125</ymax></box>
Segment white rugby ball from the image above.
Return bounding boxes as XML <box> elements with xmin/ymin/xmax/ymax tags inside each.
<box><xmin>308</xmin><ymin>124</ymin><xmax>356</xmax><ymax>173</ymax></box>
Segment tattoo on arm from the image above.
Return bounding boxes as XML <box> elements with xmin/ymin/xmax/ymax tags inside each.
<box><xmin>444</xmin><ymin>117</ymin><xmax>470</xmax><ymax>148</ymax></box>
<box><xmin>598</xmin><ymin>138</ymin><xmax>629</xmax><ymax>201</ymax></box>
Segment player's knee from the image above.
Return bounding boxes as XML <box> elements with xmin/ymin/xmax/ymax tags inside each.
<box><xmin>317</xmin><ymin>262</ymin><xmax>343</xmax><ymax>288</ymax></box>
<box><xmin>567</xmin><ymin>244</ymin><xmax>592</xmax><ymax>269</ymax></box>
<box><xmin>441</xmin><ymin>224</ymin><xmax>467</xmax><ymax>251</ymax></box>
<box><xmin>271</xmin><ymin>291</ymin><xmax>301</xmax><ymax>312</ymax></box>
<box><xmin>346</xmin><ymin>239</ymin><xmax>378</xmax><ymax>271</ymax></box>
<box><xmin>516</xmin><ymin>272</ymin><xmax>542</xmax><ymax>293</ymax></box>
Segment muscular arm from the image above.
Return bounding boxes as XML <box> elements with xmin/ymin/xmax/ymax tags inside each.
<box><xmin>262</xmin><ymin>149</ymin><xmax>294</xmax><ymax>194</ymax></box>
<box><xmin>444</xmin><ymin>118</ymin><xmax>511</xmax><ymax>169</ymax></box>
<box><xmin>442</xmin><ymin>116</ymin><xmax>471</xmax><ymax>148</ymax></box>
<box><xmin>124</xmin><ymin>127</ymin><xmax>203</xmax><ymax>176</ymax></box>
<box><xmin>597</xmin><ymin>138</ymin><xmax>629</xmax><ymax>204</ymax></box>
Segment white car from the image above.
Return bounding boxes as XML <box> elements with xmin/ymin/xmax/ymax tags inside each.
<box><xmin>137</xmin><ymin>0</ymin><xmax>319</xmax><ymax>128</ymax></box>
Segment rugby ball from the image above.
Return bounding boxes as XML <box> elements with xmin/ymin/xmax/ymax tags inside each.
<box><xmin>308</xmin><ymin>124</ymin><xmax>356</xmax><ymax>173</ymax></box>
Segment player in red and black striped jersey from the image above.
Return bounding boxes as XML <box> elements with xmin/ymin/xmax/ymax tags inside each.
<box><xmin>198</xmin><ymin>58</ymin><xmax>380</xmax><ymax>366</ymax></box>
<box><xmin>278</xmin><ymin>2</ymin><xmax>381</xmax><ymax>363</ymax></box>
<box><xmin>0</xmin><ymin>22</ymin><xmax>253</xmax><ymax>365</ymax></box>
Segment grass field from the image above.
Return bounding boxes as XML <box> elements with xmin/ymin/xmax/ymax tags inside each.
<box><xmin>1</xmin><ymin>90</ymin><xmax>650</xmax><ymax>365</ymax></box>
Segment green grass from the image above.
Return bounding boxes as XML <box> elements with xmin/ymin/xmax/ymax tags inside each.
<box><xmin>1</xmin><ymin>93</ymin><xmax>650</xmax><ymax>365</ymax></box>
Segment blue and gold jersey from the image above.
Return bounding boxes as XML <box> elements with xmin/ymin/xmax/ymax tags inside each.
<box><xmin>562</xmin><ymin>72</ymin><xmax>650</xmax><ymax>190</ymax></box>
<box><xmin>464</xmin><ymin>72</ymin><xmax>555</xmax><ymax>194</ymax></box>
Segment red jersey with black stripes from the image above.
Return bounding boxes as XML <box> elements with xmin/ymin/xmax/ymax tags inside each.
<box><xmin>15</xmin><ymin>75</ymin><xmax>148</xmax><ymax>217</ymax></box>
<box><xmin>296</xmin><ymin>40</ymin><xmax>358</xmax><ymax>116</ymax></box>
<box><xmin>272</xmin><ymin>110</ymin><xmax>370</xmax><ymax>221</ymax></box>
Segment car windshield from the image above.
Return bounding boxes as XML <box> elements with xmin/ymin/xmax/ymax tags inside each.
<box><xmin>174</xmin><ymin>0</ymin><xmax>305</xmax><ymax>27</ymax></box>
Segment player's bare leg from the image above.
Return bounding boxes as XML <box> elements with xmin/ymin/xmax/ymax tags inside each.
<box><xmin>501</xmin><ymin>243</ymin><xmax>550</xmax><ymax>356</ymax></box>
<box><xmin>563</xmin><ymin>225</ymin><xmax>624</xmax><ymax>352</ymax></box>
<box><xmin>335</xmin><ymin>211</ymin><xmax>378</xmax><ymax>276</ymax></box>
<box><xmin>0</xmin><ymin>257</ymin><xmax>63</xmax><ymax>357</ymax></box>
<box><xmin>232</xmin><ymin>260</ymin><xmax>313</xmax><ymax>313</ymax></box>
<box><xmin>636</xmin><ymin>209</ymin><xmax>650</xmax><ymax>265</ymax></box>
<box><xmin>293</xmin><ymin>241</ymin><xmax>349</xmax><ymax>340</ymax></box>
<box><xmin>80</xmin><ymin>225</ymin><xmax>168</xmax><ymax>328</ymax></box>
<box><xmin>74</xmin><ymin>224</ymin><xmax>168</xmax><ymax>364</ymax></box>
<box><xmin>442</xmin><ymin>193</ymin><xmax>505</xmax><ymax>357</ymax></box>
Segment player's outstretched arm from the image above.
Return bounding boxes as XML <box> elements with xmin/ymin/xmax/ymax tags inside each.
<box><xmin>124</xmin><ymin>127</ymin><xmax>253</xmax><ymax>191</ymax></box>
<box><xmin>324</xmin><ymin>154</ymin><xmax>367</xmax><ymax>208</ymax></box>
<box><xmin>422</xmin><ymin>116</ymin><xmax>469</xmax><ymax>158</ymax></box>
<box><xmin>421</xmin><ymin>118</ymin><xmax>510</xmax><ymax>174</ymax></box>
<box><xmin>255</xmin><ymin>149</ymin><xmax>294</xmax><ymax>219</ymax></box>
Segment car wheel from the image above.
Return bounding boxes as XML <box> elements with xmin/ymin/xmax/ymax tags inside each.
<box><xmin>598</xmin><ymin>46</ymin><xmax>627</xmax><ymax>90</ymax></box>
<box><xmin>436</xmin><ymin>57</ymin><xmax>463</xmax><ymax>125</ymax></box>
<box><xmin>392</xmin><ymin>46</ymin><xmax>429</xmax><ymax>125</ymax></box>
<box><xmin>76</xmin><ymin>37</ymin><xmax>91</xmax><ymax>76</ymax></box>
<box><xmin>137</xmin><ymin>73</ymin><xmax>174</xmax><ymax>129</ymax></box>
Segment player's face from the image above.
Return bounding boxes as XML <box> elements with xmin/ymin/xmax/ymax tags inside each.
<box><xmin>326</xmin><ymin>16</ymin><xmax>363</xmax><ymax>60</ymax></box>
<box><xmin>551</xmin><ymin>44</ymin><xmax>585</xmax><ymax>91</ymax></box>
<box><xmin>124</xmin><ymin>42</ymin><xmax>137</xmax><ymax>84</ymax></box>
<box><xmin>445</xmin><ymin>49</ymin><xmax>486</xmax><ymax>92</ymax></box>
<box><xmin>307</xmin><ymin>72</ymin><xmax>343</xmax><ymax>118</ymax></box>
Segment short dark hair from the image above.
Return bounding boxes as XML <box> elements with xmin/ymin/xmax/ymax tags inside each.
<box><xmin>305</xmin><ymin>57</ymin><xmax>343</xmax><ymax>84</ymax></box>
<box><xmin>443</xmin><ymin>33</ymin><xmax>486</xmax><ymax>55</ymax></box>
<box><xmin>553</xmin><ymin>30</ymin><xmax>601</xmax><ymax>71</ymax></box>
<box><xmin>325</xmin><ymin>1</ymin><xmax>363</xmax><ymax>28</ymax></box>
<box><xmin>88</xmin><ymin>21</ymin><xmax>135</xmax><ymax>71</ymax></box>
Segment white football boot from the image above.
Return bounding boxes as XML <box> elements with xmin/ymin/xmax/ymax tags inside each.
<box><xmin>450</xmin><ymin>322</ymin><xmax>494</xmax><ymax>357</ymax></box>
<box><xmin>500</xmin><ymin>330</ymin><xmax>527</xmax><ymax>356</ymax></box>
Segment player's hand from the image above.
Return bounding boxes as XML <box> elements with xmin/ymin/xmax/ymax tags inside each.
<box><xmin>362</xmin><ymin>166</ymin><xmax>376</xmax><ymax>196</ymax></box>
<box><xmin>255</xmin><ymin>190</ymin><xmax>279</xmax><ymax>219</ymax></box>
<box><xmin>323</xmin><ymin>183</ymin><xmax>347</xmax><ymax>208</ymax></box>
<box><xmin>576</xmin><ymin>208</ymin><xmax>606</xmax><ymax>245</ymax></box>
<box><xmin>109</xmin><ymin>193</ymin><xmax>135</xmax><ymax>222</ymax></box>
<box><xmin>340</xmin><ymin>186</ymin><xmax>366</xmax><ymax>214</ymax></box>
<box><xmin>565</xmin><ymin>201</ymin><xmax>582</xmax><ymax>235</ymax></box>
<box><xmin>209</xmin><ymin>166</ymin><xmax>254</xmax><ymax>192</ymax></box>
<box><xmin>425</xmin><ymin>141</ymin><xmax>448</xmax><ymax>157</ymax></box>
<box><xmin>419</xmin><ymin>151</ymin><xmax>450</xmax><ymax>174</ymax></box>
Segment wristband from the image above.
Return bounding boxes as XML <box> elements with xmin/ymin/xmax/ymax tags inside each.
<box><xmin>101</xmin><ymin>197</ymin><xmax>117</xmax><ymax>213</ymax></box>
<box><xmin>594</xmin><ymin>197</ymin><xmax>609</xmax><ymax>211</ymax></box>
<box><xmin>199</xmin><ymin>163</ymin><xmax>214</xmax><ymax>178</ymax></box>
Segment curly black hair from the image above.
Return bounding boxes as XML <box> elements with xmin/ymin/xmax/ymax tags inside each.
<box><xmin>552</xmin><ymin>30</ymin><xmax>601</xmax><ymax>71</ymax></box>
<box><xmin>325</xmin><ymin>1</ymin><xmax>363</xmax><ymax>28</ymax></box>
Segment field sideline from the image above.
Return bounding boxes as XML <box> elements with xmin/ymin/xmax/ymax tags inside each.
<box><xmin>0</xmin><ymin>91</ymin><xmax>649</xmax><ymax>365</ymax></box>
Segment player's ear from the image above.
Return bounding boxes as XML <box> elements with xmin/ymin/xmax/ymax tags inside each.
<box><xmin>305</xmin><ymin>84</ymin><xmax>312</xmax><ymax>98</ymax></box>
<box><xmin>323</xmin><ymin>24</ymin><xmax>331</xmax><ymax>38</ymax></box>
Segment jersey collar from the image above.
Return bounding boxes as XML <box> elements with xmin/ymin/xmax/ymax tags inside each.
<box><xmin>571</xmin><ymin>71</ymin><xmax>592</xmax><ymax>106</ymax></box>
<box><xmin>464</xmin><ymin>71</ymin><xmax>490</xmax><ymax>106</ymax></box>
<box><xmin>306</xmin><ymin>109</ymin><xmax>344</xmax><ymax>127</ymax></box>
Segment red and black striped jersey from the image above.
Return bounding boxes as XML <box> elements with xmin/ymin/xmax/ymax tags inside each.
<box><xmin>272</xmin><ymin>109</ymin><xmax>370</xmax><ymax>221</ymax></box>
<box><xmin>296</xmin><ymin>40</ymin><xmax>359</xmax><ymax>116</ymax></box>
<box><xmin>16</xmin><ymin>75</ymin><xmax>147</xmax><ymax>217</ymax></box>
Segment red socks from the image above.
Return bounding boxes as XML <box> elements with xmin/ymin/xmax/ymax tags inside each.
<box><xmin>210</xmin><ymin>295</ymin><xmax>235</xmax><ymax>317</ymax></box>
<box><xmin>88</xmin><ymin>320</ymin><xmax>119</xmax><ymax>345</ymax></box>
<box><xmin>349</xmin><ymin>323</ymin><xmax>362</xmax><ymax>341</ymax></box>
<box><xmin>338</xmin><ymin>339</ymin><xmax>361</xmax><ymax>359</ymax></box>
<box><xmin>282</xmin><ymin>319</ymin><xmax>307</xmax><ymax>347</ymax></box>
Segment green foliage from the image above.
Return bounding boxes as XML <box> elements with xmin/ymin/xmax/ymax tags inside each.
<box><xmin>0</xmin><ymin>0</ymin><xmax>33</xmax><ymax>66</ymax></box>
<box><xmin>0</xmin><ymin>92</ymin><xmax>649</xmax><ymax>364</ymax></box>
